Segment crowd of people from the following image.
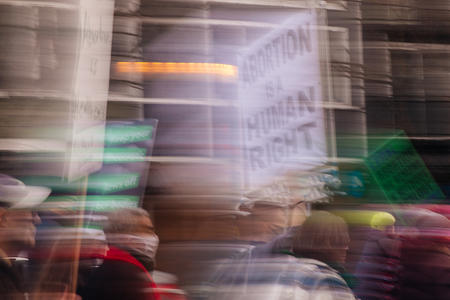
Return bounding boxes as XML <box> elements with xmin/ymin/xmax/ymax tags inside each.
<box><xmin>1</xmin><ymin>173</ymin><xmax>449</xmax><ymax>300</ymax></box>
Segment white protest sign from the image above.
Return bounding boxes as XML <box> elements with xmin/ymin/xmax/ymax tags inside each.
<box><xmin>239</xmin><ymin>10</ymin><xmax>327</xmax><ymax>190</ymax></box>
<box><xmin>66</xmin><ymin>0</ymin><xmax>114</xmax><ymax>180</ymax></box>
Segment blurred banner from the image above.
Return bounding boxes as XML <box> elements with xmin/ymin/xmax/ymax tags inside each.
<box><xmin>21</xmin><ymin>119</ymin><xmax>158</xmax><ymax>211</ymax></box>
<box><xmin>66</xmin><ymin>0</ymin><xmax>115</xmax><ymax>180</ymax></box>
<box><xmin>0</xmin><ymin>0</ymin><xmax>115</xmax><ymax>181</ymax></box>
<box><xmin>365</xmin><ymin>131</ymin><xmax>445</xmax><ymax>203</ymax></box>
<box><xmin>238</xmin><ymin>10</ymin><xmax>328</xmax><ymax>191</ymax></box>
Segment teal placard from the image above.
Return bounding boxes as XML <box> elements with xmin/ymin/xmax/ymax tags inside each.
<box><xmin>20</xmin><ymin>176</ymin><xmax>83</xmax><ymax>194</ymax></box>
<box><xmin>20</xmin><ymin>173</ymin><xmax>140</xmax><ymax>195</ymax></box>
<box><xmin>87</xmin><ymin>173</ymin><xmax>140</xmax><ymax>194</ymax></box>
<box><xmin>105</xmin><ymin>125</ymin><xmax>154</xmax><ymax>146</ymax></box>
<box><xmin>102</xmin><ymin>147</ymin><xmax>147</xmax><ymax>164</ymax></box>
<box><xmin>364</xmin><ymin>131</ymin><xmax>444</xmax><ymax>203</ymax></box>
<box><xmin>44</xmin><ymin>195</ymin><xmax>139</xmax><ymax>211</ymax></box>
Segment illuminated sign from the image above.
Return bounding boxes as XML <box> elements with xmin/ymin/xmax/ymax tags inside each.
<box><xmin>115</xmin><ymin>62</ymin><xmax>238</xmax><ymax>78</ymax></box>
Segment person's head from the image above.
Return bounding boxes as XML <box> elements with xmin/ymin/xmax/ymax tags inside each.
<box><xmin>0</xmin><ymin>207</ymin><xmax>41</xmax><ymax>252</ymax></box>
<box><xmin>105</xmin><ymin>207</ymin><xmax>155</xmax><ymax>237</ymax></box>
<box><xmin>105</xmin><ymin>207</ymin><xmax>159</xmax><ymax>270</ymax></box>
<box><xmin>293</xmin><ymin>210</ymin><xmax>350</xmax><ymax>265</ymax></box>
<box><xmin>0</xmin><ymin>174</ymin><xmax>49</xmax><ymax>254</ymax></box>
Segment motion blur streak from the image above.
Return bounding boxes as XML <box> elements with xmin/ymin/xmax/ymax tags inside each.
<box><xmin>1</xmin><ymin>0</ymin><xmax>450</xmax><ymax>300</ymax></box>
<box><xmin>116</xmin><ymin>62</ymin><xmax>238</xmax><ymax>78</ymax></box>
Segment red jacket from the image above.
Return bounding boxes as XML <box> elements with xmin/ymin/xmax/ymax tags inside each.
<box><xmin>83</xmin><ymin>246</ymin><xmax>161</xmax><ymax>300</ymax></box>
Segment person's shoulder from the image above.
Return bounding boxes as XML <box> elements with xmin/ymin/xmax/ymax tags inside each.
<box><xmin>293</xmin><ymin>258</ymin><xmax>354</xmax><ymax>294</ymax></box>
<box><xmin>92</xmin><ymin>247</ymin><xmax>152</xmax><ymax>282</ymax></box>
<box><xmin>151</xmin><ymin>270</ymin><xmax>178</xmax><ymax>285</ymax></box>
<box><xmin>298</xmin><ymin>261</ymin><xmax>356</xmax><ymax>300</ymax></box>
<box><xmin>294</xmin><ymin>257</ymin><xmax>331</xmax><ymax>269</ymax></box>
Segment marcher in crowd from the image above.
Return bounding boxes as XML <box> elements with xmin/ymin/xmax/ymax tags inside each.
<box><xmin>106</xmin><ymin>208</ymin><xmax>160</xmax><ymax>272</ymax></box>
<box><xmin>81</xmin><ymin>207</ymin><xmax>160</xmax><ymax>300</ymax></box>
<box><xmin>293</xmin><ymin>211</ymin><xmax>350</xmax><ymax>269</ymax></box>
<box><xmin>206</xmin><ymin>210</ymin><xmax>355</xmax><ymax>300</ymax></box>
<box><xmin>396</xmin><ymin>210</ymin><xmax>450</xmax><ymax>300</ymax></box>
<box><xmin>291</xmin><ymin>210</ymin><xmax>356</xmax><ymax>298</ymax></box>
<box><xmin>0</xmin><ymin>174</ymin><xmax>50</xmax><ymax>299</ymax></box>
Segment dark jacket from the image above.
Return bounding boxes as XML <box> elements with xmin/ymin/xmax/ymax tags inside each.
<box><xmin>81</xmin><ymin>246</ymin><xmax>160</xmax><ymax>300</ymax></box>
<box><xmin>397</xmin><ymin>239</ymin><xmax>450</xmax><ymax>300</ymax></box>
<box><xmin>0</xmin><ymin>259</ymin><xmax>25</xmax><ymax>300</ymax></box>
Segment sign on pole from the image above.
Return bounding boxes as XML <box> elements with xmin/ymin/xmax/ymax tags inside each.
<box><xmin>65</xmin><ymin>0</ymin><xmax>114</xmax><ymax>180</ymax></box>
<box><xmin>365</xmin><ymin>131</ymin><xmax>444</xmax><ymax>203</ymax></box>
<box><xmin>239</xmin><ymin>10</ymin><xmax>328</xmax><ymax>191</ymax></box>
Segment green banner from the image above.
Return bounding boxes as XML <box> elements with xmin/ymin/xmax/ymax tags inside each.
<box><xmin>364</xmin><ymin>132</ymin><xmax>444</xmax><ymax>203</ymax></box>
<box><xmin>20</xmin><ymin>173</ymin><xmax>140</xmax><ymax>195</ymax></box>
<box><xmin>102</xmin><ymin>147</ymin><xmax>147</xmax><ymax>164</ymax></box>
<box><xmin>43</xmin><ymin>195</ymin><xmax>139</xmax><ymax>211</ymax></box>
<box><xmin>105</xmin><ymin>125</ymin><xmax>154</xmax><ymax>146</ymax></box>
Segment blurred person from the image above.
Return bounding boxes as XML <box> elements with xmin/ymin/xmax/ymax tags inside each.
<box><xmin>336</xmin><ymin>209</ymin><xmax>401</xmax><ymax>300</ymax></box>
<box><xmin>251</xmin><ymin>225</ymin><xmax>302</xmax><ymax>257</ymax></box>
<box><xmin>0</xmin><ymin>174</ymin><xmax>50</xmax><ymax>298</ymax></box>
<box><xmin>395</xmin><ymin>209</ymin><xmax>450</xmax><ymax>300</ymax></box>
<box><xmin>29</xmin><ymin>217</ymin><xmax>108</xmax><ymax>297</ymax></box>
<box><xmin>205</xmin><ymin>211</ymin><xmax>355</xmax><ymax>300</ymax></box>
<box><xmin>82</xmin><ymin>207</ymin><xmax>161</xmax><ymax>300</ymax></box>
<box><xmin>323</xmin><ymin>208</ymin><xmax>401</xmax><ymax>300</ymax></box>
<box><xmin>291</xmin><ymin>210</ymin><xmax>356</xmax><ymax>298</ymax></box>
<box><xmin>106</xmin><ymin>209</ymin><xmax>186</xmax><ymax>299</ymax></box>
<box><xmin>292</xmin><ymin>210</ymin><xmax>351</xmax><ymax>271</ymax></box>
<box><xmin>105</xmin><ymin>208</ymin><xmax>159</xmax><ymax>272</ymax></box>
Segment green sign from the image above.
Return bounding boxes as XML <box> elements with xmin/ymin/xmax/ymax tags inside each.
<box><xmin>20</xmin><ymin>173</ymin><xmax>140</xmax><ymax>195</ymax></box>
<box><xmin>43</xmin><ymin>195</ymin><xmax>139</xmax><ymax>211</ymax></box>
<box><xmin>88</xmin><ymin>173</ymin><xmax>140</xmax><ymax>194</ymax></box>
<box><xmin>102</xmin><ymin>147</ymin><xmax>147</xmax><ymax>164</ymax></box>
<box><xmin>105</xmin><ymin>125</ymin><xmax>154</xmax><ymax>146</ymax></box>
<box><xmin>364</xmin><ymin>132</ymin><xmax>444</xmax><ymax>203</ymax></box>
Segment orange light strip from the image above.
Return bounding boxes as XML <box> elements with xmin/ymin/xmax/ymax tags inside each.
<box><xmin>116</xmin><ymin>62</ymin><xmax>238</xmax><ymax>78</ymax></box>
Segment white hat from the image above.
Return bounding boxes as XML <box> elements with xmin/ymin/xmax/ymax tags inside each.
<box><xmin>0</xmin><ymin>174</ymin><xmax>51</xmax><ymax>209</ymax></box>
